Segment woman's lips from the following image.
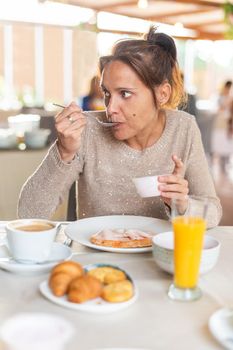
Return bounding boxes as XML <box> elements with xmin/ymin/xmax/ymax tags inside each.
<box><xmin>112</xmin><ymin>122</ymin><xmax>123</xmax><ymax>128</ymax></box>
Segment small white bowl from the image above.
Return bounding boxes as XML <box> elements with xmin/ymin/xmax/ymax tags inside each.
<box><xmin>152</xmin><ymin>231</ymin><xmax>220</xmax><ymax>275</ymax></box>
<box><xmin>25</xmin><ymin>128</ymin><xmax>51</xmax><ymax>149</ymax></box>
<box><xmin>8</xmin><ymin>114</ymin><xmax>41</xmax><ymax>135</ymax></box>
<box><xmin>0</xmin><ymin>129</ymin><xmax>17</xmax><ymax>149</ymax></box>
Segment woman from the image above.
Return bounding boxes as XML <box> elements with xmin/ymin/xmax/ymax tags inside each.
<box><xmin>212</xmin><ymin>80</ymin><xmax>233</xmax><ymax>173</ymax></box>
<box><xmin>18</xmin><ymin>27</ymin><xmax>222</xmax><ymax>228</ymax></box>
<box><xmin>81</xmin><ymin>76</ymin><xmax>105</xmax><ymax>111</ymax></box>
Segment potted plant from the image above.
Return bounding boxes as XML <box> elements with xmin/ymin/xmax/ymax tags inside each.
<box><xmin>224</xmin><ymin>2</ymin><xmax>233</xmax><ymax>39</ymax></box>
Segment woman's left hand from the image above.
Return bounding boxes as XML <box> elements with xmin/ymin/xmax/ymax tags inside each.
<box><xmin>158</xmin><ymin>155</ymin><xmax>189</xmax><ymax>213</ymax></box>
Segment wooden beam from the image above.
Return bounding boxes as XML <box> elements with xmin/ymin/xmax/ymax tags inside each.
<box><xmin>98</xmin><ymin>28</ymin><xmax>142</xmax><ymax>36</ymax></box>
<box><xmin>147</xmin><ymin>7</ymin><xmax>216</xmax><ymax>20</ymax></box>
<box><xmin>51</xmin><ymin>0</ymin><xmax>226</xmax><ymax>40</ymax></box>
<box><xmin>175</xmin><ymin>18</ymin><xmax>224</xmax><ymax>30</ymax></box>
<box><xmin>55</xmin><ymin>0</ymin><xmax>100</xmax><ymax>10</ymax></box>
<box><xmin>98</xmin><ymin>27</ymin><xmax>196</xmax><ymax>40</ymax></box>
<box><xmin>125</xmin><ymin>28</ymin><xmax>225</xmax><ymax>41</ymax></box>
<box><xmin>94</xmin><ymin>7</ymin><xmax>192</xmax><ymax>30</ymax></box>
<box><xmin>62</xmin><ymin>0</ymin><xmax>137</xmax><ymax>11</ymax></box>
<box><xmin>95</xmin><ymin>5</ymin><xmax>223</xmax><ymax>30</ymax></box>
<box><xmin>103</xmin><ymin>0</ymin><xmax>222</xmax><ymax>10</ymax></box>
<box><xmin>192</xmin><ymin>21</ymin><xmax>224</xmax><ymax>29</ymax></box>
<box><xmin>196</xmin><ymin>30</ymin><xmax>224</xmax><ymax>39</ymax></box>
<box><xmin>163</xmin><ymin>0</ymin><xmax>221</xmax><ymax>7</ymax></box>
<box><xmin>99</xmin><ymin>0</ymin><xmax>136</xmax><ymax>11</ymax></box>
<box><xmin>60</xmin><ymin>0</ymin><xmax>221</xmax><ymax>11</ymax></box>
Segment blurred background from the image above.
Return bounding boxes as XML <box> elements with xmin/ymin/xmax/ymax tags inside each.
<box><xmin>0</xmin><ymin>0</ymin><xmax>233</xmax><ymax>223</ymax></box>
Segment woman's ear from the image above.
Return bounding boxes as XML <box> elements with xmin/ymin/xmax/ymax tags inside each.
<box><xmin>154</xmin><ymin>81</ymin><xmax>171</xmax><ymax>107</ymax></box>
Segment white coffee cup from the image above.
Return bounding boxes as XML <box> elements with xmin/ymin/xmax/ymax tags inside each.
<box><xmin>5</xmin><ymin>219</ymin><xmax>58</xmax><ymax>263</ymax></box>
<box><xmin>0</xmin><ymin>312</ymin><xmax>74</xmax><ymax>350</ymax></box>
<box><xmin>133</xmin><ymin>175</ymin><xmax>167</xmax><ymax>198</ymax></box>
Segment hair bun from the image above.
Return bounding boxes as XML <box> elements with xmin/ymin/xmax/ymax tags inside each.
<box><xmin>147</xmin><ymin>27</ymin><xmax>177</xmax><ymax>61</ymax></box>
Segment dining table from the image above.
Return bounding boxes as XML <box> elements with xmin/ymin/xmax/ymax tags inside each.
<box><xmin>0</xmin><ymin>222</ymin><xmax>232</xmax><ymax>350</ymax></box>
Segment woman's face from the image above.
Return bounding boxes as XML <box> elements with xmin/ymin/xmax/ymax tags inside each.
<box><xmin>101</xmin><ymin>60</ymin><xmax>158</xmax><ymax>141</ymax></box>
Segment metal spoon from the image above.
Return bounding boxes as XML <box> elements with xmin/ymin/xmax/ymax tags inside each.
<box><xmin>53</xmin><ymin>103</ymin><xmax>117</xmax><ymax>127</ymax></box>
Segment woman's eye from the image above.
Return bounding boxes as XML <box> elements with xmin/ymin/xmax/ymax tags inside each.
<box><xmin>103</xmin><ymin>90</ymin><xmax>110</xmax><ymax>98</ymax></box>
<box><xmin>103</xmin><ymin>91</ymin><xmax>110</xmax><ymax>106</ymax></box>
<box><xmin>121</xmin><ymin>91</ymin><xmax>131</xmax><ymax>98</ymax></box>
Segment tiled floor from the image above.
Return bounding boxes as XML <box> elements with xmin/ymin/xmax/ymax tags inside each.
<box><xmin>211</xmin><ymin>156</ymin><xmax>233</xmax><ymax>225</ymax></box>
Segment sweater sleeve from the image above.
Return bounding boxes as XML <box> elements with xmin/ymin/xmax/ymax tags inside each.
<box><xmin>185</xmin><ymin>119</ymin><xmax>222</xmax><ymax>228</ymax></box>
<box><xmin>17</xmin><ymin>141</ymin><xmax>85</xmax><ymax>219</ymax></box>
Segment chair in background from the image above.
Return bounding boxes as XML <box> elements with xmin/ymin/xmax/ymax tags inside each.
<box><xmin>196</xmin><ymin>110</ymin><xmax>217</xmax><ymax>163</ymax></box>
<box><xmin>40</xmin><ymin>116</ymin><xmax>57</xmax><ymax>144</ymax></box>
<box><xmin>67</xmin><ymin>181</ymin><xmax>77</xmax><ymax>221</ymax></box>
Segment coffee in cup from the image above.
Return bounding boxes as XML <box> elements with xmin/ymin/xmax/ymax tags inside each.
<box><xmin>5</xmin><ymin>219</ymin><xmax>58</xmax><ymax>263</ymax></box>
<box><xmin>16</xmin><ymin>223</ymin><xmax>54</xmax><ymax>232</ymax></box>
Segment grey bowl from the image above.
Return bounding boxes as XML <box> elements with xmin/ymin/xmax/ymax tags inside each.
<box><xmin>25</xmin><ymin>129</ymin><xmax>51</xmax><ymax>149</ymax></box>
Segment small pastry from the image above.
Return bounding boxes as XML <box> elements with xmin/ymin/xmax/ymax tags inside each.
<box><xmin>87</xmin><ymin>266</ymin><xmax>126</xmax><ymax>284</ymax></box>
<box><xmin>102</xmin><ymin>280</ymin><xmax>134</xmax><ymax>303</ymax></box>
<box><xmin>68</xmin><ymin>275</ymin><xmax>103</xmax><ymax>303</ymax></box>
<box><xmin>49</xmin><ymin>272</ymin><xmax>74</xmax><ymax>297</ymax></box>
<box><xmin>49</xmin><ymin>261</ymin><xmax>84</xmax><ymax>297</ymax></box>
<box><xmin>51</xmin><ymin>261</ymin><xmax>84</xmax><ymax>278</ymax></box>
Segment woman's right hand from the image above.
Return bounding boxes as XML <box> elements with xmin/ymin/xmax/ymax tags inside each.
<box><xmin>55</xmin><ymin>102</ymin><xmax>87</xmax><ymax>162</ymax></box>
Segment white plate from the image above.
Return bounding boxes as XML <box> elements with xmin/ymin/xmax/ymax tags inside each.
<box><xmin>40</xmin><ymin>263</ymin><xmax>138</xmax><ymax>314</ymax></box>
<box><xmin>209</xmin><ymin>308</ymin><xmax>233</xmax><ymax>349</ymax></box>
<box><xmin>0</xmin><ymin>242</ymin><xmax>72</xmax><ymax>274</ymax></box>
<box><xmin>65</xmin><ymin>215</ymin><xmax>171</xmax><ymax>253</ymax></box>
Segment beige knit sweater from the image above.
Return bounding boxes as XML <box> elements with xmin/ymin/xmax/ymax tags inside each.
<box><xmin>18</xmin><ymin>110</ymin><xmax>222</xmax><ymax>228</ymax></box>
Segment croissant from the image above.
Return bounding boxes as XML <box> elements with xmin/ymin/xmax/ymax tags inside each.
<box><xmin>51</xmin><ymin>261</ymin><xmax>84</xmax><ymax>278</ymax></box>
<box><xmin>68</xmin><ymin>275</ymin><xmax>103</xmax><ymax>303</ymax></box>
<box><xmin>49</xmin><ymin>261</ymin><xmax>84</xmax><ymax>297</ymax></box>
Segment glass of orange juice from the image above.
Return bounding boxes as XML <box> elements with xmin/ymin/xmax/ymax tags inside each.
<box><xmin>168</xmin><ymin>196</ymin><xmax>208</xmax><ymax>301</ymax></box>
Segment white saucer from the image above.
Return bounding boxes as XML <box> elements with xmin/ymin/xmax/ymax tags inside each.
<box><xmin>0</xmin><ymin>242</ymin><xmax>72</xmax><ymax>274</ymax></box>
<box><xmin>209</xmin><ymin>308</ymin><xmax>233</xmax><ymax>350</ymax></box>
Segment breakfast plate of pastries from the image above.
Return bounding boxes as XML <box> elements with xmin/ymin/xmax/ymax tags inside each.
<box><xmin>65</xmin><ymin>215</ymin><xmax>171</xmax><ymax>253</ymax></box>
<box><xmin>40</xmin><ymin>261</ymin><xmax>138</xmax><ymax>314</ymax></box>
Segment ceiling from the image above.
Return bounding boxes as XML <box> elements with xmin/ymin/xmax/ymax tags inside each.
<box><xmin>52</xmin><ymin>0</ymin><xmax>232</xmax><ymax>40</ymax></box>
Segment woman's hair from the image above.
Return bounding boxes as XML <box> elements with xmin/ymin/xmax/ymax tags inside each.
<box><xmin>88</xmin><ymin>76</ymin><xmax>102</xmax><ymax>98</ymax></box>
<box><xmin>224</xmin><ymin>80</ymin><xmax>232</xmax><ymax>88</ymax></box>
<box><xmin>99</xmin><ymin>26</ymin><xmax>185</xmax><ymax>109</ymax></box>
<box><xmin>220</xmin><ymin>80</ymin><xmax>233</xmax><ymax>95</ymax></box>
<box><xmin>223</xmin><ymin>80</ymin><xmax>232</xmax><ymax>91</ymax></box>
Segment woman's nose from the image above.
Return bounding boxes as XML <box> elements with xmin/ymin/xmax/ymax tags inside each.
<box><xmin>106</xmin><ymin>96</ymin><xmax>118</xmax><ymax>115</ymax></box>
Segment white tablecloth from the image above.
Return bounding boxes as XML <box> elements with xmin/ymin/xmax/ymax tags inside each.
<box><xmin>0</xmin><ymin>225</ymin><xmax>232</xmax><ymax>350</ymax></box>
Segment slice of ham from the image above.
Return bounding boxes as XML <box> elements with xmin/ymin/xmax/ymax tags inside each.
<box><xmin>92</xmin><ymin>229</ymin><xmax>152</xmax><ymax>241</ymax></box>
<box><xmin>90</xmin><ymin>228</ymin><xmax>153</xmax><ymax>248</ymax></box>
